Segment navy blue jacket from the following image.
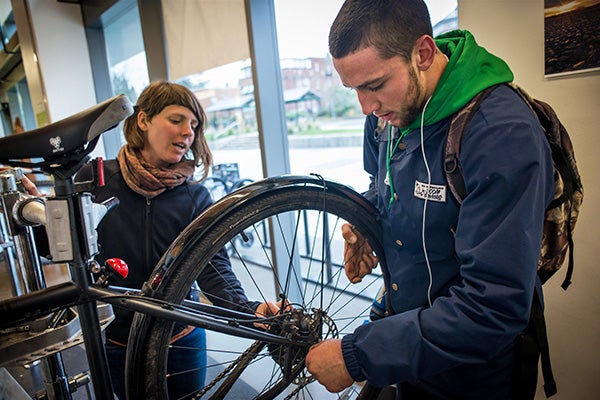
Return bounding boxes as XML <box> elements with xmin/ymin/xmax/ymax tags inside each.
<box><xmin>341</xmin><ymin>85</ymin><xmax>554</xmax><ymax>398</ymax></box>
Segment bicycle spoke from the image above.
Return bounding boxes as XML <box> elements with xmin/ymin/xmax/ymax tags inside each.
<box><xmin>127</xmin><ymin>181</ymin><xmax>384</xmax><ymax>399</ymax></box>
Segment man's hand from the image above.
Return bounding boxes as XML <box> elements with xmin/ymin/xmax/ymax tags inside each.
<box><xmin>0</xmin><ymin>169</ymin><xmax>42</xmax><ymax>197</ymax></box>
<box><xmin>305</xmin><ymin>339</ymin><xmax>354</xmax><ymax>393</ymax></box>
<box><xmin>22</xmin><ymin>175</ymin><xmax>43</xmax><ymax>197</ymax></box>
<box><xmin>341</xmin><ymin>223</ymin><xmax>378</xmax><ymax>283</ymax></box>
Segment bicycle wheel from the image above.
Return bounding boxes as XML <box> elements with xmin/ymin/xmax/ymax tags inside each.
<box><xmin>127</xmin><ymin>176</ymin><xmax>385</xmax><ymax>400</ymax></box>
<box><xmin>230</xmin><ymin>178</ymin><xmax>254</xmax><ymax>192</ymax></box>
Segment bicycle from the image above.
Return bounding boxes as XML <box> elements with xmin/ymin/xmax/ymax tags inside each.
<box><xmin>201</xmin><ymin>163</ymin><xmax>254</xmax><ymax>201</ymax></box>
<box><xmin>201</xmin><ymin>175</ymin><xmax>254</xmax><ymax>202</ymax></box>
<box><xmin>0</xmin><ymin>94</ymin><xmax>386</xmax><ymax>399</ymax></box>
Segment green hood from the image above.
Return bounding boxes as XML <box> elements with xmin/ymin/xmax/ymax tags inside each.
<box><xmin>401</xmin><ymin>30</ymin><xmax>513</xmax><ymax>134</ymax></box>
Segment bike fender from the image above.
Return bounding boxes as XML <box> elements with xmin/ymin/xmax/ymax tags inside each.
<box><xmin>143</xmin><ymin>174</ymin><xmax>380</xmax><ymax>295</ymax></box>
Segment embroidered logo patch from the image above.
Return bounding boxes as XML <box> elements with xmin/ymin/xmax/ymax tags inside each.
<box><xmin>49</xmin><ymin>136</ymin><xmax>64</xmax><ymax>153</ymax></box>
<box><xmin>414</xmin><ymin>180</ymin><xmax>446</xmax><ymax>202</ymax></box>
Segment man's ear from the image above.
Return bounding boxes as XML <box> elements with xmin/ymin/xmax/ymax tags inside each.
<box><xmin>413</xmin><ymin>35</ymin><xmax>437</xmax><ymax>71</ymax></box>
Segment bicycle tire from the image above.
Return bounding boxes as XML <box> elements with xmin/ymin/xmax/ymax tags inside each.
<box><xmin>127</xmin><ymin>176</ymin><xmax>385</xmax><ymax>400</ymax></box>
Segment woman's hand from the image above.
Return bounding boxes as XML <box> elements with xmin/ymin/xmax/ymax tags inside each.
<box><xmin>341</xmin><ymin>223</ymin><xmax>378</xmax><ymax>283</ymax></box>
<box><xmin>254</xmin><ymin>299</ymin><xmax>291</xmax><ymax>330</ymax></box>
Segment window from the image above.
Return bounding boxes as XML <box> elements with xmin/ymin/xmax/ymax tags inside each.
<box><xmin>103</xmin><ymin>2</ymin><xmax>148</xmax><ymax>103</ymax></box>
<box><xmin>273</xmin><ymin>0</ymin><xmax>458</xmax><ymax>193</ymax></box>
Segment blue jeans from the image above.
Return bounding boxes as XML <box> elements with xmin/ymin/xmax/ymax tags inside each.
<box><xmin>106</xmin><ymin>327</ymin><xmax>207</xmax><ymax>400</ymax></box>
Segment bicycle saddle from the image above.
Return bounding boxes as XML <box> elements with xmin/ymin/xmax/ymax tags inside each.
<box><xmin>0</xmin><ymin>94</ymin><xmax>133</xmax><ymax>164</ymax></box>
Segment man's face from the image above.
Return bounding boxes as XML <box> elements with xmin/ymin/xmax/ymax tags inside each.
<box><xmin>333</xmin><ymin>46</ymin><xmax>425</xmax><ymax>128</ymax></box>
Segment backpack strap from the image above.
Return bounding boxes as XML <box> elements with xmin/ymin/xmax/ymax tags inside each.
<box><xmin>513</xmin><ymin>291</ymin><xmax>558</xmax><ymax>399</ymax></box>
<box><xmin>530</xmin><ymin>291</ymin><xmax>558</xmax><ymax>397</ymax></box>
<box><xmin>443</xmin><ymin>85</ymin><xmax>499</xmax><ymax>204</ymax></box>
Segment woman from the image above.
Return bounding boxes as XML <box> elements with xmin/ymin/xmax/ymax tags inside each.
<box><xmin>77</xmin><ymin>81</ymin><xmax>276</xmax><ymax>399</ymax></box>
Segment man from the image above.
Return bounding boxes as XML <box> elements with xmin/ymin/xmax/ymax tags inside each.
<box><xmin>305</xmin><ymin>0</ymin><xmax>554</xmax><ymax>398</ymax></box>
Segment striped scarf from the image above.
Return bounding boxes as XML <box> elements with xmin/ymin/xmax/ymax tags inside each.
<box><xmin>117</xmin><ymin>145</ymin><xmax>194</xmax><ymax>198</ymax></box>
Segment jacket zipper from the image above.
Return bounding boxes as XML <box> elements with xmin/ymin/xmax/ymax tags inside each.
<box><xmin>144</xmin><ymin>197</ymin><xmax>152</xmax><ymax>269</ymax></box>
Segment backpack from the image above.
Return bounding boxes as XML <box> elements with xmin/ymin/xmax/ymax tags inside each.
<box><xmin>443</xmin><ymin>83</ymin><xmax>584</xmax><ymax>398</ymax></box>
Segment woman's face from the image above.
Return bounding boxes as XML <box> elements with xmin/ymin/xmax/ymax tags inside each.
<box><xmin>138</xmin><ymin>105</ymin><xmax>197</xmax><ymax>168</ymax></box>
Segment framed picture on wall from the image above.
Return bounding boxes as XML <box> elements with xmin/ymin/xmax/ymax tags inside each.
<box><xmin>544</xmin><ymin>0</ymin><xmax>600</xmax><ymax>77</ymax></box>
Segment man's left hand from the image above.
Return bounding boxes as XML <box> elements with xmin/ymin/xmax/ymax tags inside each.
<box><xmin>305</xmin><ymin>339</ymin><xmax>354</xmax><ymax>393</ymax></box>
<box><xmin>22</xmin><ymin>175</ymin><xmax>42</xmax><ymax>197</ymax></box>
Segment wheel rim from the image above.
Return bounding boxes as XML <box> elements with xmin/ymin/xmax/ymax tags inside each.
<box><xmin>129</xmin><ymin>187</ymin><xmax>383</xmax><ymax>400</ymax></box>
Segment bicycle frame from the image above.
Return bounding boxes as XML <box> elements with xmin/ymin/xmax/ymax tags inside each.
<box><xmin>0</xmin><ymin>93</ymin><xmax>386</xmax><ymax>399</ymax></box>
<box><xmin>1</xmin><ymin>169</ymin><xmax>375</xmax><ymax>399</ymax></box>
<box><xmin>0</xmin><ymin>94</ymin><xmax>293</xmax><ymax>399</ymax></box>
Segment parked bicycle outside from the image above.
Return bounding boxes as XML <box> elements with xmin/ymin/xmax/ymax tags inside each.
<box><xmin>202</xmin><ymin>163</ymin><xmax>254</xmax><ymax>201</ymax></box>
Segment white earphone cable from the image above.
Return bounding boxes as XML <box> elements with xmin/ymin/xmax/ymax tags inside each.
<box><xmin>420</xmin><ymin>95</ymin><xmax>433</xmax><ymax>308</ymax></box>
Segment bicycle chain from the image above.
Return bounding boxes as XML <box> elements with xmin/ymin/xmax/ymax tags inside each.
<box><xmin>193</xmin><ymin>342</ymin><xmax>314</xmax><ymax>399</ymax></box>
<box><xmin>194</xmin><ymin>310</ymin><xmax>336</xmax><ymax>399</ymax></box>
<box><xmin>282</xmin><ymin>371</ymin><xmax>315</xmax><ymax>400</ymax></box>
<box><xmin>194</xmin><ymin>341</ymin><xmax>263</xmax><ymax>399</ymax></box>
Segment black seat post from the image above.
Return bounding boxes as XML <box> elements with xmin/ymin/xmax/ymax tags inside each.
<box><xmin>52</xmin><ymin>175</ymin><xmax>76</xmax><ymax>197</ymax></box>
<box><xmin>45</xmin><ymin>168</ymin><xmax>117</xmax><ymax>399</ymax></box>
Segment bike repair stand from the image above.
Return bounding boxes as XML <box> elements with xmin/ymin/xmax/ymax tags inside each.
<box><xmin>0</xmin><ymin>169</ymin><xmax>112</xmax><ymax>399</ymax></box>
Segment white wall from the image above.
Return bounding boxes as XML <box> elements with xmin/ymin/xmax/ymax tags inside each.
<box><xmin>459</xmin><ymin>1</ymin><xmax>600</xmax><ymax>399</ymax></box>
<box><xmin>27</xmin><ymin>0</ymin><xmax>96</xmax><ymax>121</ymax></box>
<box><xmin>15</xmin><ymin>0</ymin><xmax>105</xmax><ymax>159</ymax></box>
